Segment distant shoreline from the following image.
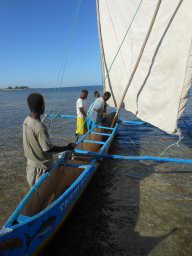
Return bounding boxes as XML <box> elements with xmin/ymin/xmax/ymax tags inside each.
<box><xmin>0</xmin><ymin>85</ymin><xmax>100</xmax><ymax>92</ymax></box>
<box><xmin>0</xmin><ymin>88</ymin><xmax>30</xmax><ymax>92</ymax></box>
<box><xmin>0</xmin><ymin>85</ymin><xmax>30</xmax><ymax>92</ymax></box>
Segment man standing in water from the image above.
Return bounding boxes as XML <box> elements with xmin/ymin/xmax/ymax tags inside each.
<box><xmin>75</xmin><ymin>89</ymin><xmax>89</xmax><ymax>137</ymax></box>
<box><xmin>23</xmin><ymin>93</ymin><xmax>75</xmax><ymax>187</ymax></box>
<box><xmin>87</xmin><ymin>91</ymin><xmax>111</xmax><ymax>130</ymax></box>
<box><xmin>93</xmin><ymin>90</ymin><xmax>100</xmax><ymax>99</ymax></box>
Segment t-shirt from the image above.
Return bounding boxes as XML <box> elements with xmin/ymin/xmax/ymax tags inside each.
<box><xmin>23</xmin><ymin>116</ymin><xmax>54</xmax><ymax>169</ymax></box>
<box><xmin>76</xmin><ymin>98</ymin><xmax>86</xmax><ymax>117</ymax></box>
<box><xmin>87</xmin><ymin>97</ymin><xmax>105</xmax><ymax>123</ymax></box>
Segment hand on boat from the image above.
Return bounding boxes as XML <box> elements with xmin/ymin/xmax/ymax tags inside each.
<box><xmin>67</xmin><ymin>143</ymin><xmax>76</xmax><ymax>150</ymax></box>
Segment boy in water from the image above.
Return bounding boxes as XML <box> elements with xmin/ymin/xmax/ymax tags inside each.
<box><xmin>23</xmin><ymin>93</ymin><xmax>75</xmax><ymax>187</ymax></box>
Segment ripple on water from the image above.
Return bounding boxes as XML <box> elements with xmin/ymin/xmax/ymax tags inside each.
<box><xmin>1</xmin><ymin>88</ymin><xmax>192</xmax><ymax>255</ymax></box>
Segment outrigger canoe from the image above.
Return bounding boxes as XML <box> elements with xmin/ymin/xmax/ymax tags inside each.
<box><xmin>1</xmin><ymin>0</ymin><xmax>192</xmax><ymax>254</ymax></box>
<box><xmin>0</xmin><ymin>120</ymin><xmax>118</xmax><ymax>256</ymax></box>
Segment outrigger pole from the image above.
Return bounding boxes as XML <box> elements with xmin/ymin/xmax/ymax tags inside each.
<box><xmin>45</xmin><ymin>114</ymin><xmax>192</xmax><ymax>165</ymax></box>
<box><xmin>46</xmin><ymin>114</ymin><xmax>146</xmax><ymax>126</ymax></box>
<box><xmin>73</xmin><ymin>150</ymin><xmax>192</xmax><ymax>165</ymax></box>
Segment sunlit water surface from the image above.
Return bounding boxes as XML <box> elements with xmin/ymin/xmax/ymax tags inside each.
<box><xmin>0</xmin><ymin>87</ymin><xmax>192</xmax><ymax>255</ymax></box>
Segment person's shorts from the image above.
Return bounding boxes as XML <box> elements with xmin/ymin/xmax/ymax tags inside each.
<box><xmin>26</xmin><ymin>165</ymin><xmax>47</xmax><ymax>187</ymax></box>
<box><xmin>76</xmin><ymin>117</ymin><xmax>87</xmax><ymax>135</ymax></box>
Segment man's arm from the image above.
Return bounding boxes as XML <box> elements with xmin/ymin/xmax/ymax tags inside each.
<box><xmin>94</xmin><ymin>108</ymin><xmax>104</xmax><ymax>114</ymax></box>
<box><xmin>79</xmin><ymin>107</ymin><xmax>86</xmax><ymax>117</ymax></box>
<box><xmin>46</xmin><ymin>143</ymin><xmax>76</xmax><ymax>153</ymax></box>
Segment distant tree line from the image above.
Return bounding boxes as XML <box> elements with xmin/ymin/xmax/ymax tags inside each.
<box><xmin>7</xmin><ymin>86</ymin><xmax>29</xmax><ymax>89</ymax></box>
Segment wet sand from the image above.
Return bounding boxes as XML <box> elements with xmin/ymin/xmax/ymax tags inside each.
<box><xmin>0</xmin><ymin>149</ymin><xmax>28</xmax><ymax>226</ymax></box>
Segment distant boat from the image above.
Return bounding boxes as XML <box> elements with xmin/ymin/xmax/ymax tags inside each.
<box><xmin>0</xmin><ymin>0</ymin><xmax>192</xmax><ymax>255</ymax></box>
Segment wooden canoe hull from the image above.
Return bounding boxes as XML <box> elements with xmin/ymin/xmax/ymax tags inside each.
<box><xmin>0</xmin><ymin>123</ymin><xmax>118</xmax><ymax>256</ymax></box>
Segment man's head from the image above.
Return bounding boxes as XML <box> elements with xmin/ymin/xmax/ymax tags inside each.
<box><xmin>27</xmin><ymin>93</ymin><xmax>45</xmax><ymax>114</ymax></box>
<box><xmin>80</xmin><ymin>89</ymin><xmax>88</xmax><ymax>100</ymax></box>
<box><xmin>103</xmin><ymin>91</ymin><xmax>111</xmax><ymax>101</ymax></box>
<box><xmin>94</xmin><ymin>90</ymin><xmax>100</xmax><ymax>98</ymax></box>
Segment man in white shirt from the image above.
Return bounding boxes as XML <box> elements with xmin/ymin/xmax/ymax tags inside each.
<box><xmin>76</xmin><ymin>89</ymin><xmax>89</xmax><ymax>136</ymax></box>
<box><xmin>87</xmin><ymin>91</ymin><xmax>111</xmax><ymax>130</ymax></box>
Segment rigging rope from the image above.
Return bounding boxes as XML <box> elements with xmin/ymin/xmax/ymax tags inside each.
<box><xmin>158</xmin><ymin>130</ymin><xmax>184</xmax><ymax>157</ymax></box>
<box><xmin>79</xmin><ymin>0</ymin><xmax>143</xmax><ymax>137</ymax></box>
<box><xmin>47</xmin><ymin>0</ymin><xmax>82</xmax><ymax>132</ymax></box>
<box><xmin>47</xmin><ymin>0</ymin><xmax>145</xmax><ymax>138</ymax></box>
<box><xmin>47</xmin><ymin>0</ymin><xmax>145</xmax><ymax>133</ymax></box>
<box><xmin>103</xmin><ymin>0</ymin><xmax>144</xmax><ymax>82</ymax></box>
<box><xmin>111</xmin><ymin>0</ymin><xmax>162</xmax><ymax>128</ymax></box>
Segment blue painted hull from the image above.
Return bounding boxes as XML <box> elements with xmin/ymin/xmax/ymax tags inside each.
<box><xmin>0</xmin><ymin>123</ymin><xmax>118</xmax><ymax>255</ymax></box>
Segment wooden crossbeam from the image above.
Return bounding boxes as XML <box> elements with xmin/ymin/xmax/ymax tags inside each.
<box><xmin>83</xmin><ymin>139</ymin><xmax>105</xmax><ymax>145</ymax></box>
<box><xmin>91</xmin><ymin>131</ymin><xmax>110</xmax><ymax>136</ymax></box>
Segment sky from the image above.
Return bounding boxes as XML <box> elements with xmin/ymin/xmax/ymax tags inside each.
<box><xmin>0</xmin><ymin>0</ymin><xmax>102</xmax><ymax>88</ymax></box>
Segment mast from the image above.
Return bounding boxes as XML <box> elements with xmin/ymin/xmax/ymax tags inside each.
<box><xmin>96</xmin><ymin>0</ymin><xmax>117</xmax><ymax>107</ymax></box>
<box><xmin>111</xmin><ymin>0</ymin><xmax>162</xmax><ymax>127</ymax></box>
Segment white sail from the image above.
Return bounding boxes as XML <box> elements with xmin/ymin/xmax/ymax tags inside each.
<box><xmin>96</xmin><ymin>0</ymin><xmax>192</xmax><ymax>134</ymax></box>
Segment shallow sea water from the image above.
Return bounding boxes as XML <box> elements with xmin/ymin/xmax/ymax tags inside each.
<box><xmin>0</xmin><ymin>86</ymin><xmax>192</xmax><ymax>255</ymax></box>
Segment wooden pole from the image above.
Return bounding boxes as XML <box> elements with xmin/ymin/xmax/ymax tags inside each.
<box><xmin>111</xmin><ymin>0</ymin><xmax>162</xmax><ymax>127</ymax></box>
<box><xmin>96</xmin><ymin>0</ymin><xmax>117</xmax><ymax>107</ymax></box>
